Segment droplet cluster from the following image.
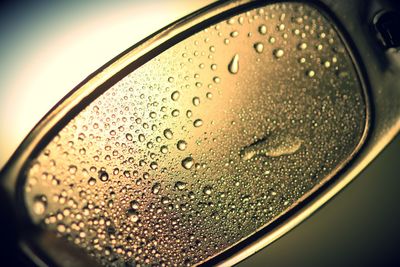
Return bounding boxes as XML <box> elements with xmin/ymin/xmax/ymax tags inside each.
<box><xmin>24</xmin><ymin>3</ymin><xmax>366</xmax><ymax>266</ymax></box>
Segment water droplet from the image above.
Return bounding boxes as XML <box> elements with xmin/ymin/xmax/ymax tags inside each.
<box><xmin>127</xmin><ymin>209</ymin><xmax>139</xmax><ymax>222</ymax></box>
<box><xmin>254</xmin><ymin>42</ymin><xmax>264</xmax><ymax>53</ymax></box>
<box><xmin>163</xmin><ymin>129</ymin><xmax>173</xmax><ymax>139</ymax></box>
<box><xmin>240</xmin><ymin>135</ymin><xmax>303</xmax><ymax>160</ymax></box>
<box><xmin>269</xmin><ymin>36</ymin><xmax>276</xmax><ymax>44</ymax></box>
<box><xmin>147</xmin><ymin>141</ymin><xmax>154</xmax><ymax>149</ymax></box>
<box><xmin>230</xmin><ymin>31</ymin><xmax>239</xmax><ymax>37</ymax></box>
<box><xmin>171</xmin><ymin>91</ymin><xmax>180</xmax><ymax>101</ymax></box>
<box><xmin>203</xmin><ymin>186</ymin><xmax>212</xmax><ymax>195</ymax></box>
<box><xmin>177</xmin><ymin>140</ymin><xmax>187</xmax><ymax>151</ymax></box>
<box><xmin>323</xmin><ymin>61</ymin><xmax>331</xmax><ymax>68</ymax></box>
<box><xmin>130</xmin><ymin>200</ymin><xmax>139</xmax><ymax>210</ymax></box>
<box><xmin>160</xmin><ymin>145</ymin><xmax>168</xmax><ymax>154</ymax></box>
<box><xmin>88</xmin><ymin>177</ymin><xmax>96</xmax><ymax>186</ymax></box>
<box><xmin>192</xmin><ymin>97</ymin><xmax>200</xmax><ymax>106</ymax></box>
<box><xmin>298</xmin><ymin>42</ymin><xmax>307</xmax><ymax>50</ymax></box>
<box><xmin>228</xmin><ymin>54</ymin><xmax>239</xmax><ymax>74</ymax></box>
<box><xmin>307</xmin><ymin>70</ymin><xmax>316</xmax><ymax>77</ymax></box>
<box><xmin>273</xmin><ymin>49</ymin><xmax>284</xmax><ymax>58</ymax></box>
<box><xmin>227</xmin><ymin>18</ymin><xmax>236</xmax><ymax>25</ymax></box>
<box><xmin>98</xmin><ymin>171</ymin><xmax>109</xmax><ymax>182</ymax></box>
<box><xmin>175</xmin><ymin>181</ymin><xmax>187</xmax><ymax>190</ymax></box>
<box><xmin>213</xmin><ymin>76</ymin><xmax>221</xmax><ymax>84</ymax></box>
<box><xmin>33</xmin><ymin>195</ymin><xmax>47</xmax><ymax>215</ymax></box>
<box><xmin>264</xmin><ymin>138</ymin><xmax>303</xmax><ymax>157</ymax></box>
<box><xmin>152</xmin><ymin>183</ymin><xmax>161</xmax><ymax>194</ymax></box>
<box><xmin>79</xmin><ymin>148</ymin><xmax>86</xmax><ymax>155</ymax></box>
<box><xmin>182</xmin><ymin>157</ymin><xmax>194</xmax><ymax>170</ymax></box>
<box><xmin>338</xmin><ymin>71</ymin><xmax>349</xmax><ymax>78</ymax></box>
<box><xmin>259</xmin><ymin>24</ymin><xmax>267</xmax><ymax>35</ymax></box>
<box><xmin>161</xmin><ymin>196</ymin><xmax>170</xmax><ymax>204</ymax></box>
<box><xmin>138</xmin><ymin>134</ymin><xmax>145</xmax><ymax>142</ymax></box>
<box><xmin>57</xmin><ymin>223</ymin><xmax>66</xmax><ymax>233</ymax></box>
<box><xmin>193</xmin><ymin>119</ymin><xmax>203</xmax><ymax>127</ymax></box>
<box><xmin>150</xmin><ymin>161</ymin><xmax>158</xmax><ymax>170</ymax></box>
<box><xmin>171</xmin><ymin>109</ymin><xmax>180</xmax><ymax>117</ymax></box>
<box><xmin>126</xmin><ymin>133</ymin><xmax>133</xmax><ymax>141</ymax></box>
<box><xmin>68</xmin><ymin>165</ymin><xmax>77</xmax><ymax>174</ymax></box>
<box><xmin>294</xmin><ymin>16</ymin><xmax>303</xmax><ymax>24</ymax></box>
<box><xmin>149</xmin><ymin>111</ymin><xmax>157</xmax><ymax>118</ymax></box>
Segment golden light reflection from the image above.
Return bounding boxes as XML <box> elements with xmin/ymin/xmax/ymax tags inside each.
<box><xmin>0</xmin><ymin>0</ymin><xmax>213</xmax><ymax>168</ymax></box>
<box><xmin>23</xmin><ymin>3</ymin><xmax>367</xmax><ymax>266</ymax></box>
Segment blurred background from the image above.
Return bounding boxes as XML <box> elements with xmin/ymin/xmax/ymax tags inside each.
<box><xmin>0</xmin><ymin>0</ymin><xmax>398</xmax><ymax>266</ymax></box>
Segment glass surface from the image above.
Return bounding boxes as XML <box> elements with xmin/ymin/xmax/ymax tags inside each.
<box><xmin>23</xmin><ymin>3</ymin><xmax>366</xmax><ymax>266</ymax></box>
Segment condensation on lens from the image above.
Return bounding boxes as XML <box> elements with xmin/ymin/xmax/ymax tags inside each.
<box><xmin>23</xmin><ymin>3</ymin><xmax>366</xmax><ymax>266</ymax></box>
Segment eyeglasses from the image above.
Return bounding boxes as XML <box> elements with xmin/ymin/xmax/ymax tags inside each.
<box><xmin>1</xmin><ymin>0</ymin><xmax>399</xmax><ymax>266</ymax></box>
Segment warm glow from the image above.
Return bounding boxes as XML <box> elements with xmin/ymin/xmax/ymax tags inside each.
<box><xmin>0</xmin><ymin>0</ymin><xmax>213</xmax><ymax>168</ymax></box>
<box><xmin>22</xmin><ymin>2</ymin><xmax>367</xmax><ymax>265</ymax></box>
